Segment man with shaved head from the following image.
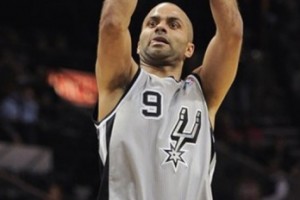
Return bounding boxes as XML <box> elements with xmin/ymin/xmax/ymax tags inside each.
<box><xmin>93</xmin><ymin>0</ymin><xmax>243</xmax><ymax>199</ymax></box>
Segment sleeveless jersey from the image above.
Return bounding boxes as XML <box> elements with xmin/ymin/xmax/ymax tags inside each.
<box><xmin>93</xmin><ymin>68</ymin><xmax>216</xmax><ymax>200</ymax></box>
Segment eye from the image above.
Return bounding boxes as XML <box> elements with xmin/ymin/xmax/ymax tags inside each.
<box><xmin>147</xmin><ymin>19</ymin><xmax>157</xmax><ymax>28</ymax></box>
<box><xmin>169</xmin><ymin>21</ymin><xmax>181</xmax><ymax>29</ymax></box>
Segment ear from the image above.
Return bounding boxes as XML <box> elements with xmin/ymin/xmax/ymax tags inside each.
<box><xmin>184</xmin><ymin>42</ymin><xmax>195</xmax><ymax>58</ymax></box>
<box><xmin>137</xmin><ymin>41</ymin><xmax>141</xmax><ymax>54</ymax></box>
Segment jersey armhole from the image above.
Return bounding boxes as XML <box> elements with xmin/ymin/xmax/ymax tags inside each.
<box><xmin>92</xmin><ymin>67</ymin><xmax>142</xmax><ymax>125</ymax></box>
<box><xmin>190</xmin><ymin>73</ymin><xmax>207</xmax><ymax>100</ymax></box>
<box><xmin>190</xmin><ymin>73</ymin><xmax>215</xmax><ymax>131</ymax></box>
<box><xmin>190</xmin><ymin>73</ymin><xmax>212</xmax><ymax>111</ymax></box>
<box><xmin>190</xmin><ymin>73</ymin><xmax>203</xmax><ymax>88</ymax></box>
<box><xmin>191</xmin><ymin>73</ymin><xmax>217</xmax><ymax>167</ymax></box>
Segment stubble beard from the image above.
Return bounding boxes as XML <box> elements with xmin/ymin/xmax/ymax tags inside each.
<box><xmin>141</xmin><ymin>45</ymin><xmax>178</xmax><ymax>67</ymax></box>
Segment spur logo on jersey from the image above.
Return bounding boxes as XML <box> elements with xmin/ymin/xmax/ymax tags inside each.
<box><xmin>162</xmin><ymin>107</ymin><xmax>201</xmax><ymax>171</ymax></box>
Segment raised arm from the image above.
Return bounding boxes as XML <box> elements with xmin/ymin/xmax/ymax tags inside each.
<box><xmin>194</xmin><ymin>0</ymin><xmax>243</xmax><ymax>124</ymax></box>
<box><xmin>96</xmin><ymin>0</ymin><xmax>139</xmax><ymax>120</ymax></box>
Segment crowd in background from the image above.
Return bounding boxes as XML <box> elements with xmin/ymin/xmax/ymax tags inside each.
<box><xmin>0</xmin><ymin>0</ymin><xmax>299</xmax><ymax>199</ymax></box>
<box><xmin>0</xmin><ymin>26</ymin><xmax>99</xmax><ymax>199</ymax></box>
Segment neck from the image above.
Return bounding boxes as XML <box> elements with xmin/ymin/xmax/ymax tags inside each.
<box><xmin>140</xmin><ymin>61</ymin><xmax>183</xmax><ymax>81</ymax></box>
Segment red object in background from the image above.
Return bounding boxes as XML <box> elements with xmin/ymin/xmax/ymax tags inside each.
<box><xmin>47</xmin><ymin>69</ymin><xmax>98</xmax><ymax>107</ymax></box>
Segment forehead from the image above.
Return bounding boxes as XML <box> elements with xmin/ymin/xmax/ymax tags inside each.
<box><xmin>145</xmin><ymin>3</ymin><xmax>188</xmax><ymax>22</ymax></box>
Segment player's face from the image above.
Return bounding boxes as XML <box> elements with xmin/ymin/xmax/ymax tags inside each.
<box><xmin>137</xmin><ymin>3</ymin><xmax>194</xmax><ymax>66</ymax></box>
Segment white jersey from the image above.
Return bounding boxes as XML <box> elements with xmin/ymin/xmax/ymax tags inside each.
<box><xmin>94</xmin><ymin>68</ymin><xmax>216</xmax><ymax>200</ymax></box>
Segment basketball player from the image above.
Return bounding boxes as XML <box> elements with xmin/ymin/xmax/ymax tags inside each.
<box><xmin>93</xmin><ymin>0</ymin><xmax>243</xmax><ymax>199</ymax></box>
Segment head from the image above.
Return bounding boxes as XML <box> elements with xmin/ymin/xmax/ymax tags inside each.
<box><xmin>137</xmin><ymin>2</ymin><xmax>194</xmax><ymax>68</ymax></box>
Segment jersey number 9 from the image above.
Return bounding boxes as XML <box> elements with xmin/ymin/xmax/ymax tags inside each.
<box><xmin>142</xmin><ymin>91</ymin><xmax>162</xmax><ymax>118</ymax></box>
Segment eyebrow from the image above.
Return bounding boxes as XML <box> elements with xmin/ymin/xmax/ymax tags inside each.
<box><xmin>147</xmin><ymin>16</ymin><xmax>160</xmax><ymax>22</ymax></box>
<box><xmin>147</xmin><ymin>15</ymin><xmax>183</xmax><ymax>24</ymax></box>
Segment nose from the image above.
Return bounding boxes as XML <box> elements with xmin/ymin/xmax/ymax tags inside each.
<box><xmin>155</xmin><ymin>23</ymin><xmax>167</xmax><ymax>35</ymax></box>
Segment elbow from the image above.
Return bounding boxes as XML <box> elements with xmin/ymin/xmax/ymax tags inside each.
<box><xmin>229</xmin><ymin>15</ymin><xmax>244</xmax><ymax>42</ymax></box>
<box><xmin>233</xmin><ymin>17</ymin><xmax>243</xmax><ymax>41</ymax></box>
<box><xmin>98</xmin><ymin>0</ymin><xmax>136</xmax><ymax>32</ymax></box>
<box><xmin>99</xmin><ymin>13</ymin><xmax>126</xmax><ymax>33</ymax></box>
<box><xmin>218</xmin><ymin>15</ymin><xmax>244</xmax><ymax>42</ymax></box>
<box><xmin>222</xmin><ymin>19</ymin><xmax>243</xmax><ymax>45</ymax></box>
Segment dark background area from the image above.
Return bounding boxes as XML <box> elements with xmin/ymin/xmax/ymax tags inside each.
<box><xmin>0</xmin><ymin>0</ymin><xmax>300</xmax><ymax>199</ymax></box>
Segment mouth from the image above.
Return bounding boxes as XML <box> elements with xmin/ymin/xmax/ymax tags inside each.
<box><xmin>151</xmin><ymin>36</ymin><xmax>169</xmax><ymax>45</ymax></box>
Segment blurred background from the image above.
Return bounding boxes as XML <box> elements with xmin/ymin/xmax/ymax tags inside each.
<box><xmin>0</xmin><ymin>0</ymin><xmax>299</xmax><ymax>199</ymax></box>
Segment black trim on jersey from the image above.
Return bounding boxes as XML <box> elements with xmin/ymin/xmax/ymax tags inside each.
<box><xmin>190</xmin><ymin>73</ymin><xmax>210</xmax><ymax>109</ymax></box>
<box><xmin>210</xmin><ymin>126</ymin><xmax>216</xmax><ymax>163</ymax></box>
<box><xmin>191</xmin><ymin>73</ymin><xmax>205</xmax><ymax>96</ymax></box>
<box><xmin>166</xmin><ymin>75</ymin><xmax>181</xmax><ymax>83</ymax></box>
<box><xmin>97</xmin><ymin>155</ymin><xmax>108</xmax><ymax>200</ymax></box>
<box><xmin>93</xmin><ymin>67</ymin><xmax>141</xmax><ymax>125</ymax></box>
<box><xmin>93</xmin><ymin>67</ymin><xmax>141</xmax><ymax>199</ymax></box>
<box><xmin>190</xmin><ymin>73</ymin><xmax>216</xmax><ymax>164</ymax></box>
<box><xmin>97</xmin><ymin>115</ymin><xmax>116</xmax><ymax>200</ymax></box>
